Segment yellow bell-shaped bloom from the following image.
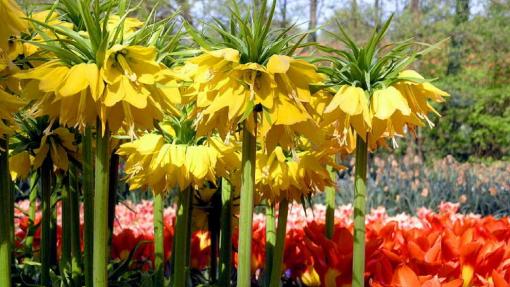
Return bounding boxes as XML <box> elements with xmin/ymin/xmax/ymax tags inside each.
<box><xmin>16</xmin><ymin>45</ymin><xmax>182</xmax><ymax>134</ymax></box>
<box><xmin>321</xmin><ymin>85</ymin><xmax>372</xmax><ymax>152</ymax></box>
<box><xmin>9</xmin><ymin>126</ymin><xmax>78</xmax><ymax>178</ymax></box>
<box><xmin>394</xmin><ymin>70</ymin><xmax>449</xmax><ymax>127</ymax></box>
<box><xmin>0</xmin><ymin>89</ymin><xmax>25</xmax><ymax>136</ymax></box>
<box><xmin>15</xmin><ymin>60</ymin><xmax>102</xmax><ymax>129</ymax></box>
<box><xmin>0</xmin><ymin>0</ymin><xmax>28</xmax><ymax>51</ymax></box>
<box><xmin>102</xmin><ymin>45</ymin><xmax>182</xmax><ymax>133</ymax></box>
<box><xmin>255</xmin><ymin>146</ymin><xmax>339</xmax><ymax>203</ymax></box>
<box><xmin>369</xmin><ymin>86</ymin><xmax>415</xmax><ymax>146</ymax></box>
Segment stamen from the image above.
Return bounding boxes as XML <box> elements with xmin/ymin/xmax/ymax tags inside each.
<box><xmin>117</xmin><ymin>54</ymin><xmax>137</xmax><ymax>82</ymax></box>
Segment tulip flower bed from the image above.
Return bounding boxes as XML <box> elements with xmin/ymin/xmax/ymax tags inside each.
<box><xmin>14</xmin><ymin>200</ymin><xmax>510</xmax><ymax>286</ymax></box>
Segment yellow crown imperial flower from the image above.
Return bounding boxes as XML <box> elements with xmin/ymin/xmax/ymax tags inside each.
<box><xmin>101</xmin><ymin>45</ymin><xmax>181</xmax><ymax>133</ymax></box>
<box><xmin>118</xmin><ymin>133</ymin><xmax>240</xmax><ymax>195</ymax></box>
<box><xmin>186</xmin><ymin>49</ymin><xmax>324</xmax><ymax>151</ymax></box>
<box><xmin>255</xmin><ymin>146</ymin><xmax>340</xmax><ymax>203</ymax></box>
<box><xmin>15</xmin><ymin>60</ymin><xmax>103</xmax><ymax>129</ymax></box>
<box><xmin>0</xmin><ymin>89</ymin><xmax>25</xmax><ymax>136</ymax></box>
<box><xmin>319</xmin><ymin>17</ymin><xmax>449</xmax><ymax>151</ymax></box>
<box><xmin>9</xmin><ymin>126</ymin><xmax>79</xmax><ymax>180</ymax></box>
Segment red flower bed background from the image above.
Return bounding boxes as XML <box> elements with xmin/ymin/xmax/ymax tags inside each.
<box><xmin>14</xmin><ymin>200</ymin><xmax>510</xmax><ymax>286</ymax></box>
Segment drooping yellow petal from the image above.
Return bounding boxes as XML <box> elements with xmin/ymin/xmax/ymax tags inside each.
<box><xmin>58</xmin><ymin>63</ymin><xmax>94</xmax><ymax>97</ymax></box>
<box><xmin>9</xmin><ymin>151</ymin><xmax>31</xmax><ymax>180</ymax></box>
<box><xmin>371</xmin><ymin>86</ymin><xmax>411</xmax><ymax>120</ymax></box>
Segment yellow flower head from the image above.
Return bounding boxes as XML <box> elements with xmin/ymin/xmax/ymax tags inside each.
<box><xmin>319</xmin><ymin>17</ymin><xmax>449</xmax><ymax>151</ymax></box>
<box><xmin>102</xmin><ymin>45</ymin><xmax>181</xmax><ymax>133</ymax></box>
<box><xmin>0</xmin><ymin>89</ymin><xmax>25</xmax><ymax>136</ymax></box>
<box><xmin>14</xmin><ymin>2</ymin><xmax>184</xmax><ymax>135</ymax></box>
<box><xmin>187</xmin><ymin>49</ymin><xmax>324</xmax><ymax>151</ymax></box>
<box><xmin>9</xmin><ymin>125</ymin><xmax>79</xmax><ymax>179</ymax></box>
<box><xmin>118</xmin><ymin>133</ymin><xmax>240</xmax><ymax>195</ymax></box>
<box><xmin>15</xmin><ymin>60</ymin><xmax>102</xmax><ymax>129</ymax></box>
<box><xmin>255</xmin><ymin>146</ymin><xmax>338</xmax><ymax>203</ymax></box>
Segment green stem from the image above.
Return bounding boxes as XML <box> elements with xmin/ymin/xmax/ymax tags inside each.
<box><xmin>0</xmin><ymin>138</ymin><xmax>12</xmax><ymax>287</ymax></box>
<box><xmin>173</xmin><ymin>187</ymin><xmax>192</xmax><ymax>287</ymax></box>
<box><xmin>264</xmin><ymin>202</ymin><xmax>275</xmax><ymax>286</ymax></box>
<box><xmin>83</xmin><ymin>126</ymin><xmax>94</xmax><ymax>287</ymax></box>
<box><xmin>60</xmin><ymin>175</ymin><xmax>72</xmax><ymax>287</ymax></box>
<box><xmin>237</xmin><ymin>118</ymin><xmax>257</xmax><ymax>286</ymax></box>
<box><xmin>108</xmin><ymin>153</ymin><xmax>119</xmax><ymax>246</ymax></box>
<box><xmin>325</xmin><ymin>165</ymin><xmax>336</xmax><ymax>239</ymax></box>
<box><xmin>25</xmin><ymin>173</ymin><xmax>38</xmax><ymax>258</ymax></box>
<box><xmin>218</xmin><ymin>178</ymin><xmax>233</xmax><ymax>287</ymax></box>
<box><xmin>153</xmin><ymin>192</ymin><xmax>165</xmax><ymax>287</ymax></box>
<box><xmin>50</xmin><ymin>183</ymin><xmax>58</xmax><ymax>268</ymax></box>
<box><xmin>352</xmin><ymin>135</ymin><xmax>368</xmax><ymax>287</ymax></box>
<box><xmin>325</xmin><ymin>185</ymin><xmax>335</xmax><ymax>239</ymax></box>
<box><xmin>70</xmin><ymin>167</ymin><xmax>82</xmax><ymax>286</ymax></box>
<box><xmin>208</xmin><ymin>189</ymin><xmax>221</xmax><ymax>284</ymax></box>
<box><xmin>269</xmin><ymin>199</ymin><xmax>289</xmax><ymax>287</ymax></box>
<box><xmin>93</xmin><ymin>122</ymin><xmax>110</xmax><ymax>287</ymax></box>
<box><xmin>40</xmin><ymin>157</ymin><xmax>52</xmax><ymax>286</ymax></box>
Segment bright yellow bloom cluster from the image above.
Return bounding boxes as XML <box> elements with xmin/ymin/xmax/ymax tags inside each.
<box><xmin>16</xmin><ymin>45</ymin><xmax>182</xmax><ymax>133</ymax></box>
<box><xmin>118</xmin><ymin>133</ymin><xmax>240</xmax><ymax>194</ymax></box>
<box><xmin>255</xmin><ymin>146</ymin><xmax>338</xmax><ymax>203</ymax></box>
<box><xmin>322</xmin><ymin>70</ymin><xmax>449</xmax><ymax>150</ymax></box>
<box><xmin>185</xmin><ymin>48</ymin><xmax>324</xmax><ymax>151</ymax></box>
<box><xmin>0</xmin><ymin>0</ymin><xmax>27</xmax><ymax>137</ymax></box>
<box><xmin>9</xmin><ymin>127</ymin><xmax>78</xmax><ymax>180</ymax></box>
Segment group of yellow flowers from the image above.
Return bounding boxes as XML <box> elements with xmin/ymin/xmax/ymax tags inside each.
<box><xmin>0</xmin><ymin>0</ymin><xmax>448</xmax><ymax>202</ymax></box>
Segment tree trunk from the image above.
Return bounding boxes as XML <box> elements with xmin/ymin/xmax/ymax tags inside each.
<box><xmin>308</xmin><ymin>0</ymin><xmax>318</xmax><ymax>42</ymax></box>
<box><xmin>280</xmin><ymin>0</ymin><xmax>288</xmax><ymax>28</ymax></box>
<box><xmin>352</xmin><ymin>0</ymin><xmax>358</xmax><ymax>29</ymax></box>
<box><xmin>374</xmin><ymin>0</ymin><xmax>382</xmax><ymax>31</ymax></box>
<box><xmin>447</xmin><ymin>0</ymin><xmax>470</xmax><ymax>75</ymax></box>
<box><xmin>177</xmin><ymin>0</ymin><xmax>193</xmax><ymax>26</ymax></box>
<box><xmin>410</xmin><ymin>0</ymin><xmax>420</xmax><ymax>14</ymax></box>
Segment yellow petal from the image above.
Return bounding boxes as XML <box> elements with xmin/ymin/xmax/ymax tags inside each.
<box><xmin>267</xmin><ymin>55</ymin><xmax>291</xmax><ymax>74</ymax></box>
<box><xmin>59</xmin><ymin>63</ymin><xmax>95</xmax><ymax>97</ymax></box>
<box><xmin>9</xmin><ymin>151</ymin><xmax>31</xmax><ymax>180</ymax></box>
<box><xmin>372</xmin><ymin>86</ymin><xmax>411</xmax><ymax>119</ymax></box>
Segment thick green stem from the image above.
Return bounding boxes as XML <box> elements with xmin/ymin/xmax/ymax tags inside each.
<box><xmin>40</xmin><ymin>158</ymin><xmax>52</xmax><ymax>286</ymax></box>
<box><xmin>70</xmin><ymin>167</ymin><xmax>82</xmax><ymax>287</ymax></box>
<box><xmin>269</xmin><ymin>200</ymin><xmax>289</xmax><ymax>287</ymax></box>
<box><xmin>153</xmin><ymin>192</ymin><xmax>165</xmax><ymax>286</ymax></box>
<box><xmin>352</xmin><ymin>136</ymin><xmax>368</xmax><ymax>287</ymax></box>
<box><xmin>237</xmin><ymin>118</ymin><xmax>257</xmax><ymax>286</ymax></box>
<box><xmin>218</xmin><ymin>178</ymin><xmax>233</xmax><ymax>286</ymax></box>
<box><xmin>325</xmin><ymin>165</ymin><xmax>337</xmax><ymax>239</ymax></box>
<box><xmin>209</xmin><ymin>189</ymin><xmax>221</xmax><ymax>283</ymax></box>
<box><xmin>325</xmin><ymin>185</ymin><xmax>335</xmax><ymax>239</ymax></box>
<box><xmin>50</xmin><ymin>185</ymin><xmax>58</xmax><ymax>268</ymax></box>
<box><xmin>173</xmin><ymin>187</ymin><xmax>192</xmax><ymax>287</ymax></box>
<box><xmin>60</xmin><ymin>175</ymin><xmax>72</xmax><ymax>286</ymax></box>
<box><xmin>93</xmin><ymin>123</ymin><xmax>110</xmax><ymax>287</ymax></box>
<box><xmin>83</xmin><ymin>126</ymin><xmax>94</xmax><ymax>287</ymax></box>
<box><xmin>25</xmin><ymin>173</ymin><xmax>38</xmax><ymax>257</ymax></box>
<box><xmin>264</xmin><ymin>202</ymin><xmax>276</xmax><ymax>286</ymax></box>
<box><xmin>0</xmin><ymin>138</ymin><xmax>12</xmax><ymax>287</ymax></box>
<box><xmin>108</xmin><ymin>153</ymin><xmax>119</xmax><ymax>246</ymax></box>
